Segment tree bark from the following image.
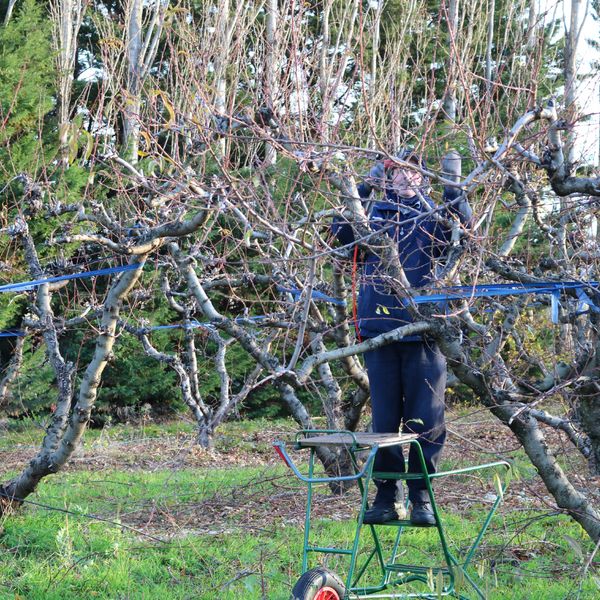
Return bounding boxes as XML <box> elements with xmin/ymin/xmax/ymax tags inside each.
<box><xmin>3</xmin><ymin>0</ymin><xmax>18</xmax><ymax>25</ymax></box>
<box><xmin>0</xmin><ymin>336</ymin><xmax>25</xmax><ymax>407</ymax></box>
<box><xmin>442</xmin><ymin>0</ymin><xmax>459</xmax><ymax>122</ymax></box>
<box><xmin>0</xmin><ymin>258</ymin><xmax>147</xmax><ymax>509</ymax></box>
<box><xmin>484</xmin><ymin>0</ymin><xmax>495</xmax><ymax>100</ymax></box>
<box><xmin>563</xmin><ymin>0</ymin><xmax>583</xmax><ymax>165</ymax></box>
<box><xmin>123</xmin><ymin>0</ymin><xmax>143</xmax><ymax>162</ymax></box>
<box><xmin>577</xmin><ymin>338</ymin><xmax>600</xmax><ymax>475</ymax></box>
<box><xmin>50</xmin><ymin>0</ymin><xmax>86</xmax><ymax>165</ymax></box>
<box><xmin>264</xmin><ymin>0</ymin><xmax>278</xmax><ymax>165</ymax></box>
<box><xmin>435</xmin><ymin>327</ymin><xmax>600</xmax><ymax>543</ymax></box>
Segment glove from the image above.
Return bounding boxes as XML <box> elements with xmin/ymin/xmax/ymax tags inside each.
<box><xmin>441</xmin><ymin>149</ymin><xmax>461</xmax><ymax>183</ymax></box>
<box><xmin>454</xmin><ymin>196</ymin><xmax>473</xmax><ymax>225</ymax></box>
<box><xmin>362</xmin><ymin>161</ymin><xmax>385</xmax><ymax>194</ymax></box>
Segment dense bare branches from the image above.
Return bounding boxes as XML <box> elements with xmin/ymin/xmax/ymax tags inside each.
<box><xmin>0</xmin><ymin>0</ymin><xmax>599</xmax><ymax>539</ymax></box>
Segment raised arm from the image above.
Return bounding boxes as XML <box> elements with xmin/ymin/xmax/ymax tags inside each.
<box><xmin>331</xmin><ymin>162</ymin><xmax>383</xmax><ymax>246</ymax></box>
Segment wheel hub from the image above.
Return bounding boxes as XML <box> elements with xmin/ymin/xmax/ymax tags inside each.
<box><xmin>314</xmin><ymin>587</ymin><xmax>340</xmax><ymax>600</ymax></box>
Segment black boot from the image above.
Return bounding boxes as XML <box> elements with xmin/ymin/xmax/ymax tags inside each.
<box><xmin>363</xmin><ymin>503</ymin><xmax>398</xmax><ymax>524</ymax></box>
<box><xmin>363</xmin><ymin>480</ymin><xmax>399</xmax><ymax>525</ymax></box>
<box><xmin>410</xmin><ymin>501</ymin><xmax>436</xmax><ymax>526</ymax></box>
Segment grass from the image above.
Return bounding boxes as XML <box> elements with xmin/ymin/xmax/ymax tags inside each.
<box><xmin>0</xmin><ymin>416</ymin><xmax>598</xmax><ymax>599</ymax></box>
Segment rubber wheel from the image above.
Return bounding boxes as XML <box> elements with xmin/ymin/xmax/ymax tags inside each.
<box><xmin>290</xmin><ymin>567</ymin><xmax>346</xmax><ymax>600</ymax></box>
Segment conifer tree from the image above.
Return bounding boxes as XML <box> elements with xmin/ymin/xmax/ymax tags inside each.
<box><xmin>0</xmin><ymin>0</ymin><xmax>55</xmax><ymax>177</ymax></box>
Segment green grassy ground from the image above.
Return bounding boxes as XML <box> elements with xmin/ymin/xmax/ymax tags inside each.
<box><xmin>0</xmin><ymin>416</ymin><xmax>597</xmax><ymax>599</ymax></box>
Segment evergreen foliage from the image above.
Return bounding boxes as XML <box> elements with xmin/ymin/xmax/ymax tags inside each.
<box><xmin>0</xmin><ymin>0</ymin><xmax>56</xmax><ymax>177</ymax></box>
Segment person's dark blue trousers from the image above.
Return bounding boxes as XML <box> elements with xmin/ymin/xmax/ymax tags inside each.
<box><xmin>363</xmin><ymin>340</ymin><xmax>447</xmax><ymax>504</ymax></box>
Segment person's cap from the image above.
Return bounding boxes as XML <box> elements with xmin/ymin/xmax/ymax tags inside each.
<box><xmin>383</xmin><ymin>148</ymin><xmax>425</xmax><ymax>171</ymax></box>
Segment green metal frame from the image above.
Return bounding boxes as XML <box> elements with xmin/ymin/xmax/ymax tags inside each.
<box><xmin>274</xmin><ymin>429</ymin><xmax>511</xmax><ymax>600</ymax></box>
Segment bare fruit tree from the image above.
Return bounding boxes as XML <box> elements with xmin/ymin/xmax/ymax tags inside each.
<box><xmin>0</xmin><ymin>0</ymin><xmax>599</xmax><ymax>543</ymax></box>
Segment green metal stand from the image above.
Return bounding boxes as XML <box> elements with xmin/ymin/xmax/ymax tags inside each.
<box><xmin>275</xmin><ymin>430</ymin><xmax>510</xmax><ymax>600</ymax></box>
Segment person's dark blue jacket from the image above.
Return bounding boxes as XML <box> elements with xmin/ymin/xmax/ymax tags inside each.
<box><xmin>332</xmin><ymin>179</ymin><xmax>470</xmax><ymax>340</ymax></box>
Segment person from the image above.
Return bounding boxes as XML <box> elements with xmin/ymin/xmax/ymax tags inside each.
<box><xmin>332</xmin><ymin>148</ymin><xmax>472</xmax><ymax>525</ymax></box>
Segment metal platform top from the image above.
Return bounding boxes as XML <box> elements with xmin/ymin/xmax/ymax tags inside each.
<box><xmin>297</xmin><ymin>432</ymin><xmax>418</xmax><ymax>448</ymax></box>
